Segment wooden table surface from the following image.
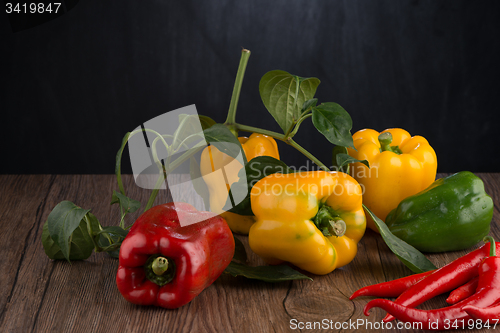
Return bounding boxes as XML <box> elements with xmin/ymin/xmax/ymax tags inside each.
<box><xmin>0</xmin><ymin>173</ymin><xmax>499</xmax><ymax>333</ymax></box>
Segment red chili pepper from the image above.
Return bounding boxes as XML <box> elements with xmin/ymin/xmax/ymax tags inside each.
<box><xmin>383</xmin><ymin>241</ymin><xmax>500</xmax><ymax>322</ymax></box>
<box><xmin>350</xmin><ymin>270</ymin><xmax>435</xmax><ymax>300</ymax></box>
<box><xmin>116</xmin><ymin>202</ymin><xmax>235</xmax><ymax>309</ymax></box>
<box><xmin>364</xmin><ymin>237</ymin><xmax>500</xmax><ymax>330</ymax></box>
<box><xmin>462</xmin><ymin>301</ymin><xmax>500</xmax><ymax>321</ymax></box>
<box><xmin>446</xmin><ymin>277</ymin><xmax>479</xmax><ymax>305</ymax></box>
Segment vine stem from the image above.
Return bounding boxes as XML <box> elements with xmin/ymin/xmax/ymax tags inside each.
<box><xmin>234</xmin><ymin>123</ymin><xmax>329</xmax><ymax>171</ymax></box>
<box><xmin>143</xmin><ymin>143</ymin><xmax>205</xmax><ymax>212</ymax></box>
<box><xmin>288</xmin><ymin>113</ymin><xmax>312</xmax><ymax>138</ymax></box>
<box><xmin>116</xmin><ymin>129</ymin><xmax>172</xmax><ymax>196</ymax></box>
<box><xmin>144</xmin><ymin>173</ymin><xmax>165</xmax><ymax>212</ymax></box>
<box><xmin>224</xmin><ymin>49</ymin><xmax>251</xmax><ymax>131</ymax></box>
<box><xmin>234</xmin><ymin>123</ymin><xmax>285</xmax><ymax>140</ymax></box>
<box><xmin>288</xmin><ymin>138</ymin><xmax>329</xmax><ymax>172</ymax></box>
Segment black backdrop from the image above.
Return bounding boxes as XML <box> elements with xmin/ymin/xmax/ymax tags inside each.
<box><xmin>1</xmin><ymin>0</ymin><xmax>499</xmax><ymax>174</ymax></box>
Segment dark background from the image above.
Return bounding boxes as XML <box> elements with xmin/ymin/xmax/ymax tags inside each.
<box><xmin>1</xmin><ymin>0</ymin><xmax>499</xmax><ymax>174</ymax></box>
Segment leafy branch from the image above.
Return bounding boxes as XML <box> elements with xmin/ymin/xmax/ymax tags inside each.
<box><xmin>41</xmin><ymin>48</ymin><xmax>435</xmax><ymax>275</ymax></box>
<box><xmin>42</xmin><ymin>201</ymin><xmax>132</xmax><ymax>261</ymax></box>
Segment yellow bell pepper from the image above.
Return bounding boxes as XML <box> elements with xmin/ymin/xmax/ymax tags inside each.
<box><xmin>200</xmin><ymin>133</ymin><xmax>280</xmax><ymax>234</ymax></box>
<box><xmin>248</xmin><ymin>170</ymin><xmax>366</xmax><ymax>275</ymax></box>
<box><xmin>347</xmin><ymin>128</ymin><xmax>437</xmax><ymax>232</ymax></box>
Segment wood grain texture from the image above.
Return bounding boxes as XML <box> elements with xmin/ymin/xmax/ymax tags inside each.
<box><xmin>0</xmin><ymin>173</ymin><xmax>498</xmax><ymax>332</ymax></box>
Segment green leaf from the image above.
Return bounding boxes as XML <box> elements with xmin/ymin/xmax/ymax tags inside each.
<box><xmin>98</xmin><ymin>226</ymin><xmax>128</xmax><ymax>238</ymax></box>
<box><xmin>331</xmin><ymin>146</ymin><xmax>350</xmax><ymax>173</ymax></box>
<box><xmin>232</xmin><ymin>235</ymin><xmax>247</xmax><ymax>264</ymax></box>
<box><xmin>259</xmin><ymin>70</ymin><xmax>320</xmax><ymax>133</ymax></box>
<box><xmin>198</xmin><ymin>115</ymin><xmax>217</xmax><ymax>130</ymax></box>
<box><xmin>189</xmin><ymin>156</ymin><xmax>211</xmax><ymax>210</ymax></box>
<box><xmin>82</xmin><ymin>212</ymin><xmax>125</xmax><ymax>255</ymax></box>
<box><xmin>85</xmin><ymin>212</ymin><xmax>101</xmax><ymax>236</ymax></box>
<box><xmin>301</xmin><ymin>98</ymin><xmax>318</xmax><ymax>112</ymax></box>
<box><xmin>333</xmin><ymin>152</ymin><xmax>369</xmax><ymax>173</ymax></box>
<box><xmin>203</xmin><ymin>124</ymin><xmax>246</xmax><ymax>162</ymax></box>
<box><xmin>46</xmin><ymin>201</ymin><xmax>91</xmax><ymax>262</ymax></box>
<box><xmin>95</xmin><ymin>226</ymin><xmax>128</xmax><ymax>253</ymax></box>
<box><xmin>224</xmin><ymin>262</ymin><xmax>312</xmax><ymax>283</ymax></box>
<box><xmin>225</xmin><ymin>156</ymin><xmax>293</xmax><ymax>216</ymax></box>
<box><xmin>312</xmin><ymin>103</ymin><xmax>354</xmax><ymax>148</ymax></box>
<box><xmin>363</xmin><ymin>205</ymin><xmax>437</xmax><ymax>273</ymax></box>
<box><xmin>96</xmin><ymin>232</ymin><xmax>124</xmax><ymax>252</ymax></box>
<box><xmin>111</xmin><ymin>191</ymin><xmax>141</xmax><ymax>214</ymax></box>
<box><xmin>42</xmin><ymin>218</ymin><xmax>94</xmax><ymax>261</ymax></box>
<box><xmin>115</xmin><ymin>132</ymin><xmax>131</xmax><ymax>195</ymax></box>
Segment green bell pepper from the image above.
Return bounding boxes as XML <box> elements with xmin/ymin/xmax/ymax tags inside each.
<box><xmin>385</xmin><ymin>171</ymin><xmax>493</xmax><ymax>253</ymax></box>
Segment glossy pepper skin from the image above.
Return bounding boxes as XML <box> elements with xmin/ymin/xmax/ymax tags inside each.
<box><xmin>347</xmin><ymin>128</ymin><xmax>437</xmax><ymax>232</ymax></box>
<box><xmin>350</xmin><ymin>270</ymin><xmax>435</xmax><ymax>300</ymax></box>
<box><xmin>447</xmin><ymin>277</ymin><xmax>479</xmax><ymax>305</ymax></box>
<box><xmin>116</xmin><ymin>202</ymin><xmax>235</xmax><ymax>309</ymax></box>
<box><xmin>200</xmin><ymin>133</ymin><xmax>280</xmax><ymax>234</ymax></box>
<box><xmin>385</xmin><ymin>171</ymin><xmax>493</xmax><ymax>253</ymax></box>
<box><xmin>249</xmin><ymin>170</ymin><xmax>366</xmax><ymax>275</ymax></box>
<box><xmin>463</xmin><ymin>301</ymin><xmax>500</xmax><ymax>321</ymax></box>
<box><xmin>365</xmin><ymin>237</ymin><xmax>500</xmax><ymax>330</ymax></box>
<box><xmin>383</xmin><ymin>241</ymin><xmax>500</xmax><ymax>322</ymax></box>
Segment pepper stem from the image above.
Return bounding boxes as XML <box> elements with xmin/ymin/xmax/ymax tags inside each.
<box><xmin>145</xmin><ymin>254</ymin><xmax>176</xmax><ymax>286</ymax></box>
<box><xmin>484</xmin><ymin>236</ymin><xmax>496</xmax><ymax>257</ymax></box>
<box><xmin>313</xmin><ymin>205</ymin><xmax>346</xmax><ymax>237</ymax></box>
<box><xmin>378</xmin><ymin>132</ymin><xmax>402</xmax><ymax>154</ymax></box>
<box><xmin>152</xmin><ymin>257</ymin><xmax>169</xmax><ymax>276</ymax></box>
<box><xmin>329</xmin><ymin>218</ymin><xmax>347</xmax><ymax>237</ymax></box>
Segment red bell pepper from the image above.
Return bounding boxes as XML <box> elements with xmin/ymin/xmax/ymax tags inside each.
<box><xmin>116</xmin><ymin>202</ymin><xmax>235</xmax><ymax>309</ymax></box>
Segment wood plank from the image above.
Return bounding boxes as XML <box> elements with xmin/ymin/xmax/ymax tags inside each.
<box><xmin>0</xmin><ymin>175</ymin><xmax>56</xmax><ymax>331</ymax></box>
<box><xmin>0</xmin><ymin>173</ymin><xmax>498</xmax><ymax>332</ymax></box>
<box><xmin>31</xmin><ymin>175</ymin><xmax>160</xmax><ymax>333</ymax></box>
